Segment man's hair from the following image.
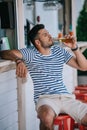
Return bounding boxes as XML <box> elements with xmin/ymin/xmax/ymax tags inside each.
<box><xmin>28</xmin><ymin>24</ymin><xmax>45</xmax><ymax>45</ymax></box>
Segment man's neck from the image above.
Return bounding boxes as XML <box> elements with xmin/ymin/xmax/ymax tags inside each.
<box><xmin>38</xmin><ymin>48</ymin><xmax>51</xmax><ymax>56</ymax></box>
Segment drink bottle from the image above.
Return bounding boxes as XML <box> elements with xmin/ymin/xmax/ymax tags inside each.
<box><xmin>53</xmin><ymin>25</ymin><xmax>74</xmax><ymax>43</ymax></box>
<box><xmin>58</xmin><ymin>32</ymin><xmax>63</xmax><ymax>39</ymax></box>
<box><xmin>58</xmin><ymin>38</ymin><xmax>73</xmax><ymax>43</ymax></box>
<box><xmin>53</xmin><ymin>36</ymin><xmax>73</xmax><ymax>43</ymax></box>
<box><xmin>69</xmin><ymin>25</ymin><xmax>74</xmax><ymax>36</ymax></box>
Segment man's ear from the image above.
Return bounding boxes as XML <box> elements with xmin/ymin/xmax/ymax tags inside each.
<box><xmin>35</xmin><ymin>39</ymin><xmax>40</xmax><ymax>46</ymax></box>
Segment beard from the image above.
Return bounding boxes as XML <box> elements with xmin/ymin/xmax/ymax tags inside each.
<box><xmin>42</xmin><ymin>42</ymin><xmax>54</xmax><ymax>48</ymax></box>
<box><xmin>39</xmin><ymin>38</ymin><xmax>54</xmax><ymax>49</ymax></box>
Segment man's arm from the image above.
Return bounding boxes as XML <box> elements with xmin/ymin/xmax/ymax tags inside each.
<box><xmin>63</xmin><ymin>34</ymin><xmax>87</xmax><ymax>71</ymax></box>
<box><xmin>67</xmin><ymin>48</ymin><xmax>87</xmax><ymax>71</ymax></box>
<box><xmin>0</xmin><ymin>50</ymin><xmax>28</xmax><ymax>77</ymax></box>
<box><xmin>0</xmin><ymin>49</ymin><xmax>22</xmax><ymax>61</ymax></box>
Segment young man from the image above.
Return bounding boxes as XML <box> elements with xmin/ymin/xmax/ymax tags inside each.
<box><xmin>0</xmin><ymin>24</ymin><xmax>87</xmax><ymax>130</ymax></box>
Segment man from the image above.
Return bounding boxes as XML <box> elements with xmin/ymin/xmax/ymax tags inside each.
<box><xmin>0</xmin><ymin>24</ymin><xmax>87</xmax><ymax>130</ymax></box>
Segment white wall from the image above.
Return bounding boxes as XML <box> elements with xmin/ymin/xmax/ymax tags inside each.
<box><xmin>63</xmin><ymin>64</ymin><xmax>77</xmax><ymax>92</ymax></box>
<box><xmin>0</xmin><ymin>70</ymin><xmax>18</xmax><ymax>130</ymax></box>
<box><xmin>75</xmin><ymin>0</ymin><xmax>85</xmax><ymax>24</ymax></box>
<box><xmin>23</xmin><ymin>3</ymin><xmax>34</xmax><ymax>26</ymax></box>
<box><xmin>72</xmin><ymin>0</ymin><xmax>85</xmax><ymax>30</ymax></box>
<box><xmin>24</xmin><ymin>2</ymin><xmax>59</xmax><ymax>37</ymax></box>
<box><xmin>35</xmin><ymin>2</ymin><xmax>58</xmax><ymax>37</ymax></box>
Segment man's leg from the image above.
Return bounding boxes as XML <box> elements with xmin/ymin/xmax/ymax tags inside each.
<box><xmin>81</xmin><ymin>113</ymin><xmax>87</xmax><ymax>126</ymax></box>
<box><xmin>40</xmin><ymin>120</ymin><xmax>50</xmax><ymax>130</ymax></box>
<box><xmin>37</xmin><ymin>105</ymin><xmax>56</xmax><ymax>130</ymax></box>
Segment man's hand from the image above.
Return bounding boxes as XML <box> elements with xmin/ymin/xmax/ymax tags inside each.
<box><xmin>16</xmin><ymin>62</ymin><xmax>28</xmax><ymax>78</ymax></box>
<box><xmin>63</xmin><ymin>34</ymin><xmax>77</xmax><ymax>49</ymax></box>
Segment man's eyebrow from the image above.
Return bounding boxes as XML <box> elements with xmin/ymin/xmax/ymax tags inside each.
<box><xmin>39</xmin><ymin>31</ymin><xmax>49</xmax><ymax>34</ymax></box>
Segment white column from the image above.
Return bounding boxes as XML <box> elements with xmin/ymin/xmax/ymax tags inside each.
<box><xmin>16</xmin><ymin>0</ymin><xmax>26</xmax><ymax>130</ymax></box>
<box><xmin>16</xmin><ymin>0</ymin><xmax>25</xmax><ymax>49</ymax></box>
<box><xmin>71</xmin><ymin>0</ymin><xmax>78</xmax><ymax>87</ymax></box>
<box><xmin>17</xmin><ymin>77</ymin><xmax>26</xmax><ymax>130</ymax></box>
<box><xmin>71</xmin><ymin>0</ymin><xmax>77</xmax><ymax>36</ymax></box>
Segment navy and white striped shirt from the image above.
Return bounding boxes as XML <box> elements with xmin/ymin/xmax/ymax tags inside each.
<box><xmin>20</xmin><ymin>45</ymin><xmax>73</xmax><ymax>102</ymax></box>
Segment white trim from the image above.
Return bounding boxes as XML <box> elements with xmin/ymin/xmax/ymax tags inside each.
<box><xmin>16</xmin><ymin>0</ymin><xmax>25</xmax><ymax>49</ymax></box>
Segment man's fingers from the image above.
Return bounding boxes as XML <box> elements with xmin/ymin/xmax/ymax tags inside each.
<box><xmin>16</xmin><ymin>63</ymin><xmax>28</xmax><ymax>78</ymax></box>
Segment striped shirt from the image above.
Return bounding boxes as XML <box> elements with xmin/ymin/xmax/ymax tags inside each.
<box><xmin>20</xmin><ymin>45</ymin><xmax>73</xmax><ymax>103</ymax></box>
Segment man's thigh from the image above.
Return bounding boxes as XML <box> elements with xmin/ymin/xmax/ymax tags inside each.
<box><xmin>37</xmin><ymin>105</ymin><xmax>55</xmax><ymax>129</ymax></box>
<box><xmin>36</xmin><ymin>95</ymin><xmax>62</xmax><ymax>115</ymax></box>
<box><xmin>40</xmin><ymin>120</ymin><xmax>49</xmax><ymax>130</ymax></box>
<box><xmin>61</xmin><ymin>97</ymin><xmax>87</xmax><ymax>123</ymax></box>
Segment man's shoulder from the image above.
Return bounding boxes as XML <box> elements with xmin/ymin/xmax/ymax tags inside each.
<box><xmin>52</xmin><ymin>45</ymin><xmax>62</xmax><ymax>51</ymax></box>
<box><xmin>20</xmin><ymin>46</ymin><xmax>36</xmax><ymax>53</ymax></box>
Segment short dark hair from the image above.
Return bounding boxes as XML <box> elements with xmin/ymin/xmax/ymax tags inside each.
<box><xmin>28</xmin><ymin>24</ymin><xmax>45</xmax><ymax>44</ymax></box>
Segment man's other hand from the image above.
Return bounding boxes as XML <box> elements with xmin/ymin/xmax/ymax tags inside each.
<box><xmin>16</xmin><ymin>62</ymin><xmax>28</xmax><ymax>78</ymax></box>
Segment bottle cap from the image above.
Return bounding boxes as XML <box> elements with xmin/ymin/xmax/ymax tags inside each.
<box><xmin>69</xmin><ymin>25</ymin><xmax>74</xmax><ymax>36</ymax></box>
<box><xmin>69</xmin><ymin>25</ymin><xmax>72</xmax><ymax>31</ymax></box>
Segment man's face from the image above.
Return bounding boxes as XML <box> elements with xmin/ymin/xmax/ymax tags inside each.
<box><xmin>37</xmin><ymin>29</ymin><xmax>54</xmax><ymax>48</ymax></box>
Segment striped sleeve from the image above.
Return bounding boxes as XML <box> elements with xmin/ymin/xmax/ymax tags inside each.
<box><xmin>19</xmin><ymin>47</ymin><xmax>34</xmax><ymax>63</ymax></box>
<box><xmin>63</xmin><ymin>48</ymin><xmax>73</xmax><ymax>63</ymax></box>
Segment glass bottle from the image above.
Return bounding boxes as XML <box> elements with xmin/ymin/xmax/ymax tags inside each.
<box><xmin>53</xmin><ymin>25</ymin><xmax>74</xmax><ymax>43</ymax></box>
<box><xmin>69</xmin><ymin>25</ymin><xmax>74</xmax><ymax>36</ymax></box>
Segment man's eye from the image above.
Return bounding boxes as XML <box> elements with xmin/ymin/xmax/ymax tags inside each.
<box><xmin>44</xmin><ymin>34</ymin><xmax>47</xmax><ymax>36</ymax></box>
<box><xmin>44</xmin><ymin>33</ymin><xmax>48</xmax><ymax>37</ymax></box>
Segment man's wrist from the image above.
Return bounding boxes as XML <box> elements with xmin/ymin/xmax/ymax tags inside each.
<box><xmin>15</xmin><ymin>57</ymin><xmax>23</xmax><ymax>62</ymax></box>
<box><xmin>71</xmin><ymin>45</ymin><xmax>78</xmax><ymax>51</ymax></box>
<box><xmin>15</xmin><ymin>58</ymin><xmax>24</xmax><ymax>65</ymax></box>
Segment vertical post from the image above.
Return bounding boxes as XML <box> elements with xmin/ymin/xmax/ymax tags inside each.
<box><xmin>16</xmin><ymin>0</ymin><xmax>26</xmax><ymax>130</ymax></box>
<box><xmin>17</xmin><ymin>77</ymin><xmax>26</xmax><ymax>130</ymax></box>
<box><xmin>71</xmin><ymin>0</ymin><xmax>76</xmax><ymax>36</ymax></box>
<box><xmin>16</xmin><ymin>0</ymin><xmax>25</xmax><ymax>49</ymax></box>
<box><xmin>71</xmin><ymin>0</ymin><xmax>78</xmax><ymax>87</ymax></box>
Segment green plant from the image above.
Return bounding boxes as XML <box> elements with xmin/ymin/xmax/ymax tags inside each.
<box><xmin>76</xmin><ymin>0</ymin><xmax>87</xmax><ymax>41</ymax></box>
<box><xmin>76</xmin><ymin>0</ymin><xmax>87</xmax><ymax>76</ymax></box>
<box><xmin>78</xmin><ymin>49</ymin><xmax>87</xmax><ymax>76</ymax></box>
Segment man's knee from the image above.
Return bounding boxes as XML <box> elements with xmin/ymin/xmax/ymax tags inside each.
<box><xmin>37</xmin><ymin>105</ymin><xmax>56</xmax><ymax>129</ymax></box>
<box><xmin>40</xmin><ymin>120</ymin><xmax>49</xmax><ymax>130</ymax></box>
<box><xmin>81</xmin><ymin>113</ymin><xmax>87</xmax><ymax>126</ymax></box>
